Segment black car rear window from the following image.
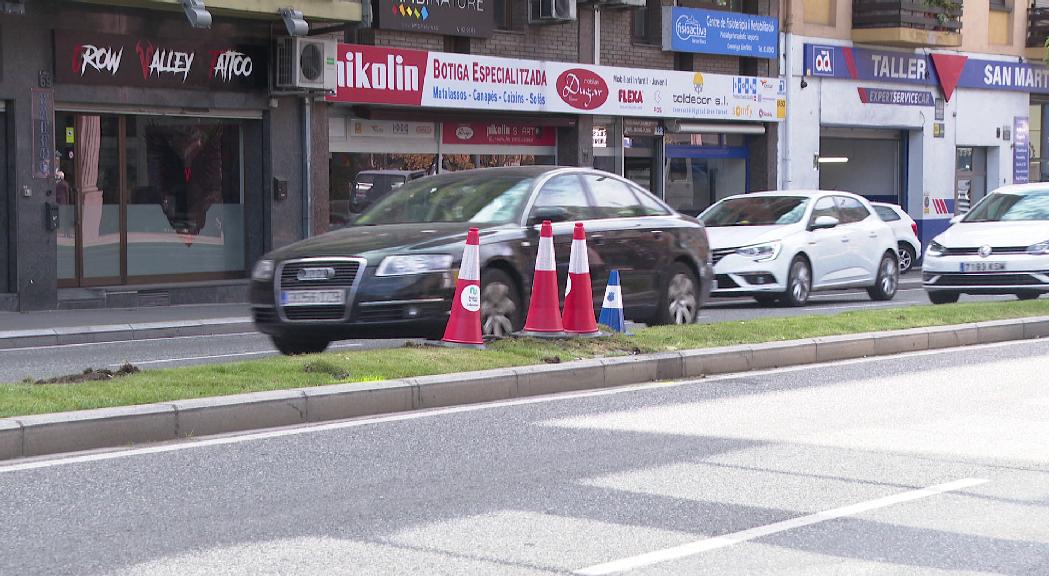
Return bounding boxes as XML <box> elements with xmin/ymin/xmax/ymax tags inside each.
<box><xmin>355</xmin><ymin>174</ymin><xmax>535</xmax><ymax>225</ymax></box>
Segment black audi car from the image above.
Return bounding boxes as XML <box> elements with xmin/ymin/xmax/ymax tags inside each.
<box><xmin>251</xmin><ymin>167</ymin><xmax>713</xmax><ymax>354</ymax></box>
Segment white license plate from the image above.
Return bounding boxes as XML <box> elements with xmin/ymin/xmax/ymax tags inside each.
<box><xmin>961</xmin><ymin>262</ymin><xmax>1006</xmax><ymax>273</ymax></box>
<box><xmin>281</xmin><ymin>290</ymin><xmax>346</xmax><ymax>306</ymax></box>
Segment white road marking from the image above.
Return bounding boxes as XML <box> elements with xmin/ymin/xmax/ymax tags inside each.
<box><xmin>105</xmin><ymin>343</ymin><xmax>364</xmax><ymax>367</ymax></box>
<box><xmin>574</xmin><ymin>478</ymin><xmax>989</xmax><ymax>575</ymax></box>
<box><xmin>0</xmin><ymin>338</ymin><xmax>1041</xmax><ymax>474</ymax></box>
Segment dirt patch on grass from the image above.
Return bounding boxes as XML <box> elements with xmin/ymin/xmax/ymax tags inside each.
<box><xmin>30</xmin><ymin>363</ymin><xmax>140</xmax><ymax>385</ymax></box>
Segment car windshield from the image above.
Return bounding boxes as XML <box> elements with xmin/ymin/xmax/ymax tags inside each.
<box><xmin>963</xmin><ymin>190</ymin><xmax>1049</xmax><ymax>222</ymax></box>
<box><xmin>700</xmin><ymin>196</ymin><xmax>810</xmax><ymax>227</ymax></box>
<box><xmin>354</xmin><ymin>173</ymin><xmax>407</xmax><ymax>198</ymax></box>
<box><xmin>355</xmin><ymin>173</ymin><xmax>535</xmax><ymax>225</ymax></box>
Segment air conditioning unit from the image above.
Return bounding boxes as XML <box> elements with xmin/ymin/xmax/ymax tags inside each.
<box><xmin>275</xmin><ymin>37</ymin><xmax>337</xmax><ymax>91</ymax></box>
<box><xmin>531</xmin><ymin>0</ymin><xmax>577</xmax><ymax>21</ymax></box>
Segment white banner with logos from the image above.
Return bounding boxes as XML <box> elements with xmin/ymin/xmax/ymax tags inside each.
<box><xmin>331</xmin><ymin>44</ymin><xmax>787</xmax><ymax>122</ymax></box>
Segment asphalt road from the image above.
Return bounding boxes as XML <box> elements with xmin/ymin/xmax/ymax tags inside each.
<box><xmin>0</xmin><ymin>274</ymin><xmax>1023</xmax><ymax>382</ymax></box>
<box><xmin>2</xmin><ymin>339</ymin><xmax>1048</xmax><ymax>575</ymax></box>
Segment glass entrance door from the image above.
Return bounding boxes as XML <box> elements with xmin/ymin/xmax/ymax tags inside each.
<box><xmin>57</xmin><ymin>113</ymin><xmax>123</xmax><ymax>287</ymax></box>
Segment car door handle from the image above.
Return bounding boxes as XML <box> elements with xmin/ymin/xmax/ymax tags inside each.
<box><xmin>591</xmin><ymin>234</ymin><xmax>606</xmax><ymax>245</ymax></box>
<box><xmin>841</xmin><ymin>237</ymin><xmax>850</xmax><ymax>243</ymax></box>
<box><xmin>868</xmin><ymin>233</ymin><xmax>879</xmax><ymax>239</ymax></box>
<box><xmin>650</xmin><ymin>230</ymin><xmax>664</xmax><ymax>240</ymax></box>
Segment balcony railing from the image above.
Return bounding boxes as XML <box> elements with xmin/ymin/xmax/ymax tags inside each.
<box><xmin>1028</xmin><ymin>5</ymin><xmax>1049</xmax><ymax>48</ymax></box>
<box><xmin>852</xmin><ymin>0</ymin><xmax>963</xmax><ymax>33</ymax></box>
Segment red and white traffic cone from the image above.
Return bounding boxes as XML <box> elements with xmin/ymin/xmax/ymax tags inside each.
<box><xmin>519</xmin><ymin>220</ymin><xmax>564</xmax><ymax>337</ymax></box>
<box><xmin>562</xmin><ymin>222</ymin><xmax>600</xmax><ymax>336</ymax></box>
<box><xmin>442</xmin><ymin>227</ymin><xmax>484</xmax><ymax>348</ymax></box>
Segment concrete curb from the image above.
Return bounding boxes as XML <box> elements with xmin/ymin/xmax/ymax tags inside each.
<box><xmin>2</xmin><ymin>315</ymin><xmax>1047</xmax><ymax>461</ymax></box>
<box><xmin>0</xmin><ymin>317</ymin><xmax>254</xmax><ymax>349</ymax></box>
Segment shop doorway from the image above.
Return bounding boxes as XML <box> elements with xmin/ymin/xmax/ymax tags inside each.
<box><xmin>663</xmin><ymin>143</ymin><xmax>748</xmax><ymax>215</ymax></box>
<box><xmin>818</xmin><ymin>128</ymin><xmax>905</xmax><ymax>205</ymax></box>
<box><xmin>955</xmin><ymin>147</ymin><xmax>987</xmax><ymax>215</ymax></box>
<box><xmin>56</xmin><ymin>112</ymin><xmax>246</xmax><ymax>287</ymax></box>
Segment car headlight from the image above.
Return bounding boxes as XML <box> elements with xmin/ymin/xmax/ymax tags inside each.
<box><xmin>926</xmin><ymin>241</ymin><xmax>947</xmax><ymax>258</ymax></box>
<box><xmin>376</xmin><ymin>254</ymin><xmax>454</xmax><ymax>276</ymax></box>
<box><xmin>1028</xmin><ymin>240</ymin><xmax>1049</xmax><ymax>255</ymax></box>
<box><xmin>251</xmin><ymin>259</ymin><xmax>274</xmax><ymax>281</ymax></box>
<box><xmin>736</xmin><ymin>241</ymin><xmax>781</xmax><ymax>262</ymax></box>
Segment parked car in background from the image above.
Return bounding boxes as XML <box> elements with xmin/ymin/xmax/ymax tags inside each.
<box><xmin>698</xmin><ymin>191</ymin><xmax>900</xmax><ymax>306</ymax></box>
<box><xmin>923</xmin><ymin>184</ymin><xmax>1049</xmax><ymax>304</ymax></box>
<box><xmin>871</xmin><ymin>202</ymin><xmax>922</xmax><ymax>273</ymax></box>
<box><xmin>251</xmin><ymin>167</ymin><xmax>713</xmax><ymax>355</ymax></box>
<box><xmin>351</xmin><ymin>170</ymin><xmax>426</xmax><ymax>214</ymax></box>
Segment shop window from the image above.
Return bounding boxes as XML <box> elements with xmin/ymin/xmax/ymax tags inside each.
<box><xmin>330</xmin><ymin>152</ymin><xmax>437</xmax><ymax>227</ymax></box>
<box><xmin>124</xmin><ymin>117</ymin><xmax>244</xmax><ymax>277</ymax></box>
<box><xmin>585</xmin><ymin>174</ymin><xmax>646</xmax><ymax>219</ymax></box>
<box><xmin>531</xmin><ymin>174</ymin><xmax>593</xmax><ymax>221</ymax></box>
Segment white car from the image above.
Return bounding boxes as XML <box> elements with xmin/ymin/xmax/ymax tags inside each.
<box><xmin>922</xmin><ymin>184</ymin><xmax>1049</xmax><ymax>304</ymax></box>
<box><xmin>698</xmin><ymin>191</ymin><xmax>900</xmax><ymax>306</ymax></box>
<box><xmin>871</xmin><ymin>202</ymin><xmax>922</xmax><ymax>273</ymax></box>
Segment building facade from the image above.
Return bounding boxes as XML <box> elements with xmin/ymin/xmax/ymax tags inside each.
<box><xmin>781</xmin><ymin>0</ymin><xmax>1046</xmax><ymax>246</ymax></box>
<box><xmin>0</xmin><ymin>0</ymin><xmax>359</xmax><ymax>311</ymax></box>
<box><xmin>325</xmin><ymin>0</ymin><xmax>784</xmax><ymax>230</ymax></box>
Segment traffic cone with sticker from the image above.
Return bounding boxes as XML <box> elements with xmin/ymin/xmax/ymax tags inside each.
<box><xmin>442</xmin><ymin>227</ymin><xmax>484</xmax><ymax>348</ymax></box>
<box><xmin>562</xmin><ymin>222</ymin><xmax>600</xmax><ymax>336</ymax></box>
<box><xmin>519</xmin><ymin>220</ymin><xmax>564</xmax><ymax>337</ymax></box>
<box><xmin>598</xmin><ymin>269</ymin><xmax>628</xmax><ymax>334</ymax></box>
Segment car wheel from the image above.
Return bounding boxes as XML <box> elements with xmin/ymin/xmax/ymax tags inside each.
<box><xmin>867</xmin><ymin>252</ymin><xmax>899</xmax><ymax>301</ymax></box>
<box><xmin>754</xmin><ymin>295</ymin><xmax>779</xmax><ymax>306</ymax></box>
<box><xmin>781</xmin><ymin>256</ymin><xmax>811</xmax><ymax>307</ymax></box>
<box><xmin>927</xmin><ymin>291</ymin><xmax>960</xmax><ymax>305</ymax></box>
<box><xmin>1017</xmin><ymin>291</ymin><xmax>1041</xmax><ymax>301</ymax></box>
<box><xmin>898</xmin><ymin>242</ymin><xmax>916</xmax><ymax>273</ymax></box>
<box><xmin>481</xmin><ymin>268</ymin><xmax>521</xmax><ymax>338</ymax></box>
<box><xmin>271</xmin><ymin>335</ymin><xmax>330</xmax><ymax>355</ymax></box>
<box><xmin>654</xmin><ymin>262</ymin><xmax>700</xmax><ymax>325</ymax></box>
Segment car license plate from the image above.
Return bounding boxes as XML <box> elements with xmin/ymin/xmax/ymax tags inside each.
<box><xmin>280</xmin><ymin>290</ymin><xmax>345</xmax><ymax>306</ymax></box>
<box><xmin>961</xmin><ymin>262</ymin><xmax>1005</xmax><ymax>273</ymax></box>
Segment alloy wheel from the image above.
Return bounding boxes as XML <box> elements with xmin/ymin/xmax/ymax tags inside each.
<box><xmin>481</xmin><ymin>281</ymin><xmax>517</xmax><ymax>338</ymax></box>
<box><xmin>790</xmin><ymin>260</ymin><xmax>811</xmax><ymax>303</ymax></box>
<box><xmin>880</xmin><ymin>256</ymin><xmax>899</xmax><ymax>296</ymax></box>
<box><xmin>667</xmin><ymin>273</ymin><xmax>698</xmax><ymax>324</ymax></box>
<box><xmin>897</xmin><ymin>248</ymin><xmax>912</xmax><ymax>273</ymax></box>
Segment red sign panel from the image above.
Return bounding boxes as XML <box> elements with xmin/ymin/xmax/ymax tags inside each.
<box><xmin>333</xmin><ymin>44</ymin><xmax>428</xmax><ymax>107</ymax></box>
<box><xmin>555</xmin><ymin>69</ymin><xmax>609</xmax><ymax>111</ymax></box>
<box><xmin>442</xmin><ymin>122</ymin><xmax>557</xmax><ymax>147</ymax></box>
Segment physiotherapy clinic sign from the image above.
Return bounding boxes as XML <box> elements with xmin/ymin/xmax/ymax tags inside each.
<box><xmin>329</xmin><ymin>44</ymin><xmax>786</xmax><ymax>122</ymax></box>
<box><xmin>662</xmin><ymin>7</ymin><xmax>777</xmax><ymax>60</ymax></box>
<box><xmin>375</xmin><ymin>0</ymin><xmax>494</xmax><ymax>38</ymax></box>
<box><xmin>804</xmin><ymin>44</ymin><xmax>1049</xmax><ymax>100</ymax></box>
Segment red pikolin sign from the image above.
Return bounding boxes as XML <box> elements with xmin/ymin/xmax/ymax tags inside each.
<box><xmin>332</xmin><ymin>44</ymin><xmax>428</xmax><ymax>106</ymax></box>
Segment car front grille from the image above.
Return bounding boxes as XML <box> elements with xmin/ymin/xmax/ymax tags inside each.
<box><xmin>711</xmin><ymin>248</ymin><xmax>737</xmax><ymax>266</ymax></box>
<box><xmin>253</xmin><ymin>307</ymin><xmax>277</xmax><ymax>324</ymax></box>
<box><xmin>924</xmin><ymin>272</ymin><xmax>1049</xmax><ymax>286</ymax></box>
<box><xmin>277</xmin><ymin>258</ymin><xmax>364</xmax><ymax>322</ymax></box>
<box><xmin>941</xmin><ymin>246</ymin><xmax>1029</xmax><ymax>256</ymax></box>
<box><xmin>283</xmin><ymin>305</ymin><xmax>347</xmax><ymax>321</ymax></box>
<box><xmin>279</xmin><ymin>260</ymin><xmax>361</xmax><ymax>289</ymax></box>
<box><xmin>355</xmin><ymin>301</ymin><xmax>449</xmax><ymax>323</ymax></box>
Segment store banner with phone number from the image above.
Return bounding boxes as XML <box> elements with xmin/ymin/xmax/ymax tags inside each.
<box><xmin>329</xmin><ymin>44</ymin><xmax>786</xmax><ymax>122</ymax></box>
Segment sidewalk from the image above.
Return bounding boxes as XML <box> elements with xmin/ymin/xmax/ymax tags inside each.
<box><xmin>0</xmin><ymin>304</ymin><xmax>254</xmax><ymax>349</ymax></box>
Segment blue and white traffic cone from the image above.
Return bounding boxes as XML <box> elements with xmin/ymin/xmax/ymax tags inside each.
<box><xmin>598</xmin><ymin>269</ymin><xmax>628</xmax><ymax>334</ymax></box>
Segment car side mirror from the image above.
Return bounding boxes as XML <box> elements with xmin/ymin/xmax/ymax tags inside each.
<box><xmin>949</xmin><ymin>214</ymin><xmax>963</xmax><ymax>225</ymax></box>
<box><xmin>809</xmin><ymin>215</ymin><xmax>840</xmax><ymax>231</ymax></box>
<box><xmin>529</xmin><ymin>206</ymin><xmax>569</xmax><ymax>225</ymax></box>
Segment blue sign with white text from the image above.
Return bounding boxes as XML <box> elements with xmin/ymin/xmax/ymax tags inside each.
<box><xmin>663</xmin><ymin>7</ymin><xmax>778</xmax><ymax>60</ymax></box>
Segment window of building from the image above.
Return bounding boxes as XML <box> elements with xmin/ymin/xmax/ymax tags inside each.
<box><xmin>494</xmin><ymin>0</ymin><xmax>512</xmax><ymax>30</ymax></box>
<box><xmin>632</xmin><ymin>1</ymin><xmax>660</xmax><ymax>44</ymax></box>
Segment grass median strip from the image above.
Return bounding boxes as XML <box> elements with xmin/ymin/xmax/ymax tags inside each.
<box><xmin>2</xmin><ymin>299</ymin><xmax>1048</xmax><ymax>418</ymax></box>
